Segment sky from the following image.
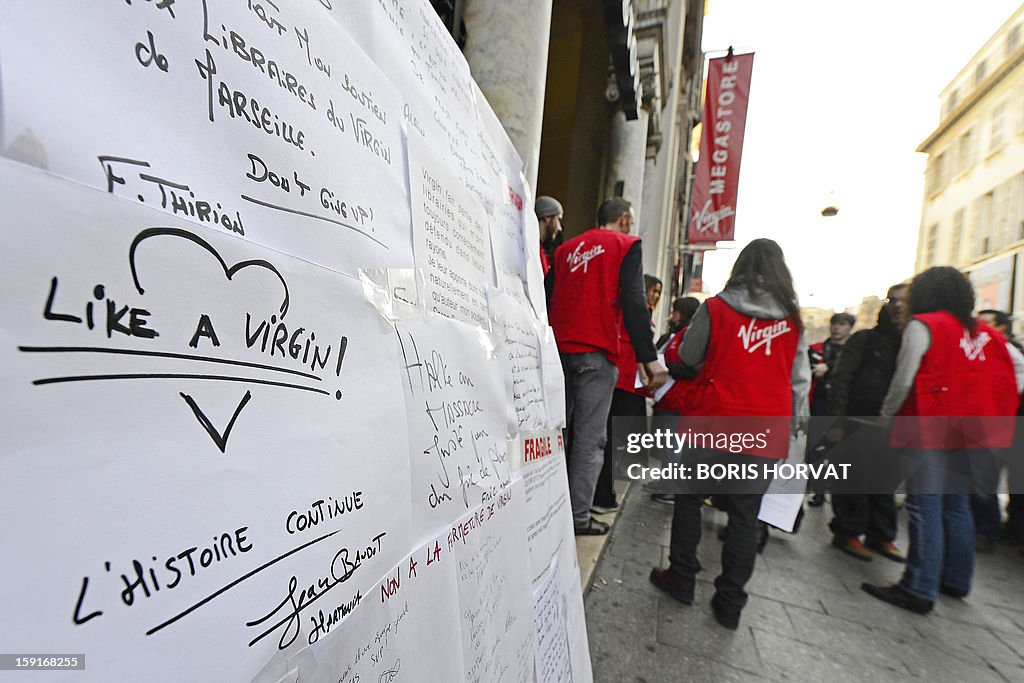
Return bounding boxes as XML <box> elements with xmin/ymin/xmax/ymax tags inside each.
<box><xmin>698</xmin><ymin>0</ymin><xmax>1024</xmax><ymax>311</ymax></box>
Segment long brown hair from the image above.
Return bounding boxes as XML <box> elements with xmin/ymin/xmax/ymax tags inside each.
<box><xmin>724</xmin><ymin>238</ymin><xmax>801</xmax><ymax>322</ymax></box>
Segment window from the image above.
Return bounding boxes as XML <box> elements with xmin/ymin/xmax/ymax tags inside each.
<box><xmin>945</xmin><ymin>89</ymin><xmax>959</xmax><ymax>118</ymax></box>
<box><xmin>951</xmin><ymin>208</ymin><xmax>965</xmax><ymax>262</ymax></box>
<box><xmin>975</xmin><ymin>59</ymin><xmax>988</xmax><ymax>87</ymax></box>
<box><xmin>994</xmin><ymin>181</ymin><xmax>1011</xmax><ymax>248</ymax></box>
<box><xmin>1007</xmin><ymin>175</ymin><xmax>1024</xmax><ymax>241</ymax></box>
<box><xmin>972</xmin><ymin>192</ymin><xmax>994</xmax><ymax>256</ymax></box>
<box><xmin>926</xmin><ymin>224</ymin><xmax>939</xmax><ymax>266</ymax></box>
<box><xmin>958</xmin><ymin>129</ymin><xmax>975</xmax><ymax>172</ymax></box>
<box><xmin>991</xmin><ymin>101</ymin><xmax>1007</xmax><ymax>151</ymax></box>
<box><xmin>1019</xmin><ymin>87</ymin><xmax>1024</xmax><ymax>133</ymax></box>
<box><xmin>927</xmin><ymin>152</ymin><xmax>947</xmax><ymax>194</ymax></box>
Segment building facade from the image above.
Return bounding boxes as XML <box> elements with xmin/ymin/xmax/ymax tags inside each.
<box><xmin>917</xmin><ymin>4</ymin><xmax>1024</xmax><ymax>327</ymax></box>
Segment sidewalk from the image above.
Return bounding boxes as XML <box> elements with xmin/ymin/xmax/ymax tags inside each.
<box><xmin>584</xmin><ymin>487</ymin><xmax>1024</xmax><ymax>682</ymax></box>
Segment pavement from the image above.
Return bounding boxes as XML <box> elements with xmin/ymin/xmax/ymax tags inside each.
<box><xmin>582</xmin><ymin>487</ymin><xmax>1024</xmax><ymax>682</ymax></box>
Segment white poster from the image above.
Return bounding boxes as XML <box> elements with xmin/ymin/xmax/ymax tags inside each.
<box><xmin>473</xmin><ymin>82</ymin><xmax>533</xmax><ymax>305</ymax></box>
<box><xmin>296</xmin><ymin>539</ymin><xmax>466</xmax><ymax>683</ymax></box>
<box><xmin>408</xmin><ymin>132</ymin><xmax>492</xmax><ymax>329</ymax></box>
<box><xmin>517</xmin><ymin>432</ymin><xmax>593</xmax><ymax>683</ymax></box>
<box><xmin>0</xmin><ymin>0</ymin><xmax>412</xmax><ymax>274</ymax></box>
<box><xmin>451</xmin><ymin>482</ymin><xmax>536</xmax><ymax>683</ymax></box>
<box><xmin>341</xmin><ymin>0</ymin><xmax>492</xmax><ymax>206</ymax></box>
<box><xmin>393</xmin><ymin>312</ymin><xmax>514</xmax><ymax>548</ymax></box>
<box><xmin>533</xmin><ymin>558</ymin><xmax>572</xmax><ymax>683</ymax></box>
<box><xmin>0</xmin><ymin>161</ymin><xmax>413</xmax><ymax>680</ymax></box>
<box><xmin>488</xmin><ymin>288</ymin><xmax>549</xmax><ymax>433</ymax></box>
<box><xmin>1</xmin><ymin>1</ymin><xmax>592</xmax><ymax>680</ymax></box>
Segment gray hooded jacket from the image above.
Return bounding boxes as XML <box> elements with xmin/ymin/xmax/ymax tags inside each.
<box><xmin>680</xmin><ymin>286</ymin><xmax>811</xmax><ymax>421</ymax></box>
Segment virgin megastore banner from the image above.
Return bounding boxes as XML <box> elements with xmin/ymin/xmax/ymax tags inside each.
<box><xmin>688</xmin><ymin>52</ymin><xmax>754</xmax><ymax>244</ymax></box>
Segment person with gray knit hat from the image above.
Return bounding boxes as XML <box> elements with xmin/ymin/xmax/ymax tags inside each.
<box><xmin>535</xmin><ymin>195</ymin><xmax>563</xmax><ymax>275</ymax></box>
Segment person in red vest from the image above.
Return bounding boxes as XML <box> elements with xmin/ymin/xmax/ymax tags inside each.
<box><xmin>862</xmin><ymin>267</ymin><xmax>1018</xmax><ymax>614</ymax></box>
<box><xmin>592</xmin><ymin>274</ymin><xmax>667</xmax><ymax>514</ymax></box>
<box><xmin>535</xmin><ymin>195</ymin><xmax>563</xmax><ymax>276</ymax></box>
<box><xmin>647</xmin><ymin>297</ymin><xmax>702</xmax><ymax>504</ymax></box>
<box><xmin>650</xmin><ymin>238</ymin><xmax>810</xmax><ymax>630</ymax></box>
<box><xmin>546</xmin><ymin>197</ymin><xmax>669</xmax><ymax>535</ymax></box>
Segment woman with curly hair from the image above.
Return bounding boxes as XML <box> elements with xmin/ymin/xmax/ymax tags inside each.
<box><xmin>863</xmin><ymin>266</ymin><xmax>1018</xmax><ymax>614</ymax></box>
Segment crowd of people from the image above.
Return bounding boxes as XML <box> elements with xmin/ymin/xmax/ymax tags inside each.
<box><xmin>539</xmin><ymin>195</ymin><xmax>1023</xmax><ymax>630</ymax></box>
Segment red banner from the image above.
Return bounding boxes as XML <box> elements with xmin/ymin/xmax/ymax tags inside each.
<box><xmin>687</xmin><ymin>52</ymin><xmax>754</xmax><ymax>244</ymax></box>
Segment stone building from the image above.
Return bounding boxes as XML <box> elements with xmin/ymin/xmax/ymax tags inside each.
<box><xmin>916</xmin><ymin>4</ymin><xmax>1024</xmax><ymax>326</ymax></box>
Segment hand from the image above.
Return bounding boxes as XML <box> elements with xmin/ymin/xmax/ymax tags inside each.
<box><xmin>643</xmin><ymin>360</ymin><xmax>669</xmax><ymax>390</ymax></box>
<box><xmin>791</xmin><ymin>415</ymin><xmax>810</xmax><ymax>437</ymax></box>
<box><xmin>812</xmin><ymin>363</ymin><xmax>829</xmax><ymax>379</ymax></box>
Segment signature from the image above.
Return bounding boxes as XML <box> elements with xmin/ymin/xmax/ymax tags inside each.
<box><xmin>379</xmin><ymin>660</ymin><xmax>400</xmax><ymax>683</ymax></box>
<box><xmin>246</xmin><ymin>531</ymin><xmax>385</xmax><ymax>649</ymax></box>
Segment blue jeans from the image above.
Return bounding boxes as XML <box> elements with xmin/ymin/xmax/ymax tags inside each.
<box><xmin>971</xmin><ymin>493</ymin><xmax>1001</xmax><ymax>541</ymax></box>
<box><xmin>562</xmin><ymin>352</ymin><xmax>618</xmax><ymax>526</ymax></box>
<box><xmin>900</xmin><ymin>450</ymin><xmax>976</xmax><ymax>601</ymax></box>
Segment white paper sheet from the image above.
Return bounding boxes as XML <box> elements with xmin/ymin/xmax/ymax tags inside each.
<box><xmin>341</xmin><ymin>0</ymin><xmax>491</xmax><ymax>205</ymax></box>
<box><xmin>758</xmin><ymin>433</ymin><xmax>808</xmax><ymax>532</ymax></box>
<box><xmin>0</xmin><ymin>160</ymin><xmax>413</xmax><ymax>680</ymax></box>
<box><xmin>451</xmin><ymin>482</ymin><xmax>536</xmax><ymax>683</ymax></box>
<box><xmin>299</xmin><ymin>540</ymin><xmax>465</xmax><ymax>683</ymax></box>
<box><xmin>533</xmin><ymin>558</ymin><xmax>572</xmax><ymax>683</ymax></box>
<box><xmin>0</xmin><ymin>1</ymin><xmax>413</xmax><ymax>275</ymax></box>
<box><xmin>487</xmin><ymin>288</ymin><xmax>549</xmax><ymax>434</ymax></box>
<box><xmin>518</xmin><ymin>431</ymin><xmax>593</xmax><ymax>683</ymax></box>
<box><xmin>393</xmin><ymin>312</ymin><xmax>513</xmax><ymax>549</ymax></box>
<box><xmin>408</xmin><ymin>132</ymin><xmax>492</xmax><ymax>329</ymax></box>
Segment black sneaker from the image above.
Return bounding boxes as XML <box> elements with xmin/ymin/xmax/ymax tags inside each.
<box><xmin>649</xmin><ymin>568</ymin><xmax>694</xmax><ymax>605</ymax></box>
<box><xmin>710</xmin><ymin>594</ymin><xmax>740</xmax><ymax>630</ymax></box>
<box><xmin>651</xmin><ymin>494</ymin><xmax>675</xmax><ymax>505</ymax></box>
<box><xmin>861</xmin><ymin>583</ymin><xmax>933</xmax><ymax>615</ymax></box>
<box><xmin>939</xmin><ymin>584</ymin><xmax>968</xmax><ymax>599</ymax></box>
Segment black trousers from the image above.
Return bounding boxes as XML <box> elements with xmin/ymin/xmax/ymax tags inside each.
<box><xmin>594</xmin><ymin>389</ymin><xmax>646</xmax><ymax>507</ymax></box>
<box><xmin>829</xmin><ymin>494</ymin><xmax>897</xmax><ymax>542</ymax></box>
<box><xmin>667</xmin><ymin>453</ymin><xmax>771</xmax><ymax>615</ymax></box>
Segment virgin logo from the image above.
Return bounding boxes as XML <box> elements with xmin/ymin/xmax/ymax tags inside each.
<box><xmin>960</xmin><ymin>331</ymin><xmax>991</xmax><ymax>361</ymax></box>
<box><xmin>567</xmin><ymin>242</ymin><xmax>606</xmax><ymax>273</ymax></box>
<box><xmin>693</xmin><ymin>199</ymin><xmax>736</xmax><ymax>236</ymax></box>
<box><xmin>737</xmin><ymin>319</ymin><xmax>791</xmax><ymax>356</ymax></box>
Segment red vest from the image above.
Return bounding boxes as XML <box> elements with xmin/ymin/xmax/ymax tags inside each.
<box><xmin>689</xmin><ymin>297</ymin><xmax>798</xmax><ymax>417</ymax></box>
<box><xmin>891</xmin><ymin>312</ymin><xmax>1017</xmax><ymax>449</ymax></box>
<box><xmin>539</xmin><ymin>243</ymin><xmax>550</xmax><ymax>276</ymax></box>
<box><xmin>549</xmin><ymin>228</ymin><xmax>640</xmax><ymax>361</ymax></box>
<box><xmin>686</xmin><ymin>296</ymin><xmax>798</xmax><ymax>458</ymax></box>
<box><xmin>656</xmin><ymin>326</ymin><xmax>696</xmax><ymax>413</ymax></box>
<box><xmin>614</xmin><ymin>327</ymin><xmax>641</xmax><ymax>393</ymax></box>
<box><xmin>614</xmin><ymin>324</ymin><xmax>653</xmax><ymax>396</ymax></box>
